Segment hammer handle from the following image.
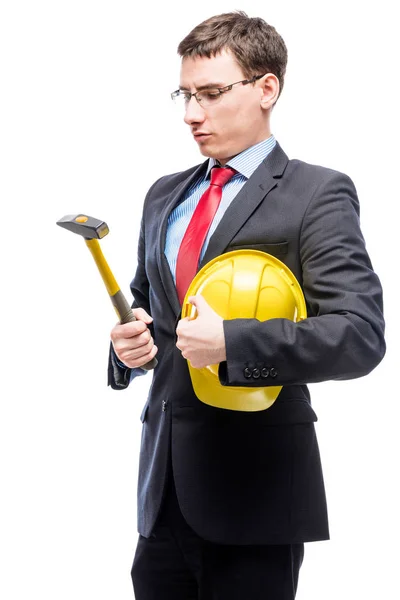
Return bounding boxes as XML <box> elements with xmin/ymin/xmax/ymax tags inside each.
<box><xmin>85</xmin><ymin>239</ymin><xmax>157</xmax><ymax>371</ymax></box>
<box><xmin>111</xmin><ymin>290</ymin><xmax>158</xmax><ymax>371</ymax></box>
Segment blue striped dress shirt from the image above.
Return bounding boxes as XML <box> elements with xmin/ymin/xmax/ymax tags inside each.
<box><xmin>165</xmin><ymin>135</ymin><xmax>276</xmax><ymax>281</ymax></box>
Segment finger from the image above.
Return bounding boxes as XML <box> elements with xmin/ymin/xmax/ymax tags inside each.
<box><xmin>124</xmin><ymin>343</ymin><xmax>158</xmax><ymax>368</ymax></box>
<box><xmin>187</xmin><ymin>294</ymin><xmax>207</xmax><ymax>316</ymax></box>
<box><xmin>176</xmin><ymin>317</ymin><xmax>190</xmax><ymax>335</ymax></box>
<box><xmin>133</xmin><ymin>329</ymin><xmax>153</xmax><ymax>349</ymax></box>
<box><xmin>110</xmin><ymin>320</ymin><xmax>148</xmax><ymax>342</ymax></box>
<box><xmin>132</xmin><ymin>307</ymin><xmax>153</xmax><ymax>324</ymax></box>
<box><xmin>114</xmin><ymin>329</ymin><xmax>152</xmax><ymax>355</ymax></box>
<box><xmin>119</xmin><ymin>336</ymin><xmax>154</xmax><ymax>362</ymax></box>
<box><xmin>137</xmin><ymin>344</ymin><xmax>158</xmax><ymax>368</ymax></box>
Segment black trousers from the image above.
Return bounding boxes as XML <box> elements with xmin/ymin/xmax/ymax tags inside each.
<box><xmin>131</xmin><ymin>464</ymin><xmax>304</xmax><ymax>600</ymax></box>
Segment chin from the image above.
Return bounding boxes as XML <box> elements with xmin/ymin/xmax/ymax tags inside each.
<box><xmin>196</xmin><ymin>140</ymin><xmax>238</xmax><ymax>164</ymax></box>
<box><xmin>199</xmin><ymin>147</ymin><xmax>224</xmax><ymax>160</ymax></box>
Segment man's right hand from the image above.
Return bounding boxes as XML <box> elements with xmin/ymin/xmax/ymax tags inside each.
<box><xmin>110</xmin><ymin>308</ymin><xmax>158</xmax><ymax>369</ymax></box>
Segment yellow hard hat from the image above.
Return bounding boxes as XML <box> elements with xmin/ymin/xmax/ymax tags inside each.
<box><xmin>181</xmin><ymin>249</ymin><xmax>307</xmax><ymax>412</ymax></box>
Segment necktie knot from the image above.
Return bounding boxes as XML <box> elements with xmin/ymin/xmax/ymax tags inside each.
<box><xmin>210</xmin><ymin>166</ymin><xmax>237</xmax><ymax>188</ymax></box>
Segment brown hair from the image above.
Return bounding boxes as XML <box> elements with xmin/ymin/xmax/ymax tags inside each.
<box><xmin>177</xmin><ymin>11</ymin><xmax>288</xmax><ymax>100</ymax></box>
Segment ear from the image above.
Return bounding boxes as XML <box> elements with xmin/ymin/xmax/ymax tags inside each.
<box><xmin>259</xmin><ymin>73</ymin><xmax>280</xmax><ymax>110</ymax></box>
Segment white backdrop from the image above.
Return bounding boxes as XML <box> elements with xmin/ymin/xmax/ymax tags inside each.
<box><xmin>1</xmin><ymin>1</ymin><xmax>399</xmax><ymax>598</ymax></box>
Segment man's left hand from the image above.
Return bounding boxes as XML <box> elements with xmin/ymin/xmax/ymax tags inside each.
<box><xmin>176</xmin><ymin>295</ymin><xmax>226</xmax><ymax>368</ymax></box>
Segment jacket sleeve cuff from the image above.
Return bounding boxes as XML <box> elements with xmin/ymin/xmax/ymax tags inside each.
<box><xmin>108</xmin><ymin>344</ymin><xmax>146</xmax><ymax>390</ymax></box>
<box><xmin>218</xmin><ymin>319</ymin><xmax>280</xmax><ymax>387</ymax></box>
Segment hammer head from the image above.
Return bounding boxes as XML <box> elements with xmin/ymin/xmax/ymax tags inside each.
<box><xmin>56</xmin><ymin>214</ymin><xmax>109</xmax><ymax>239</ymax></box>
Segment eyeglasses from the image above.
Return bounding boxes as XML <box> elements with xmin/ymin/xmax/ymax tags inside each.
<box><xmin>171</xmin><ymin>74</ymin><xmax>266</xmax><ymax>109</ymax></box>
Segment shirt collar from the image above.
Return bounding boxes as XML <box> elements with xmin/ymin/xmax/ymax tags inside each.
<box><xmin>205</xmin><ymin>134</ymin><xmax>276</xmax><ymax>180</ymax></box>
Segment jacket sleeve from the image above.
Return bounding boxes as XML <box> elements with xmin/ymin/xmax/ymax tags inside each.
<box><xmin>219</xmin><ymin>171</ymin><xmax>386</xmax><ymax>387</ymax></box>
<box><xmin>107</xmin><ymin>180</ymin><xmax>161</xmax><ymax>390</ymax></box>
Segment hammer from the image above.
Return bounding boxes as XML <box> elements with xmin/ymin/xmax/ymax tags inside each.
<box><xmin>56</xmin><ymin>214</ymin><xmax>157</xmax><ymax>371</ymax></box>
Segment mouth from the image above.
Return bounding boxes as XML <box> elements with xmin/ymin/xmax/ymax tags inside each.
<box><xmin>193</xmin><ymin>133</ymin><xmax>212</xmax><ymax>142</ymax></box>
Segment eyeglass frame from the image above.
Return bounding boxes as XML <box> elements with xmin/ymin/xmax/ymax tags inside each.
<box><xmin>171</xmin><ymin>74</ymin><xmax>267</xmax><ymax>106</ymax></box>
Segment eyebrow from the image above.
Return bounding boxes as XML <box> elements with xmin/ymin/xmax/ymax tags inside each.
<box><xmin>179</xmin><ymin>82</ymin><xmax>226</xmax><ymax>91</ymax></box>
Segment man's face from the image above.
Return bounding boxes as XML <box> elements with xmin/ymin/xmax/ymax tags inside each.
<box><xmin>179</xmin><ymin>49</ymin><xmax>270</xmax><ymax>164</ymax></box>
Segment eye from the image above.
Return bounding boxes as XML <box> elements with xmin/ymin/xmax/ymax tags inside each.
<box><xmin>201</xmin><ymin>89</ymin><xmax>221</xmax><ymax>102</ymax></box>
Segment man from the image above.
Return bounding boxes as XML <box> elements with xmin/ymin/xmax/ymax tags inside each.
<box><xmin>108</xmin><ymin>11</ymin><xmax>385</xmax><ymax>599</ymax></box>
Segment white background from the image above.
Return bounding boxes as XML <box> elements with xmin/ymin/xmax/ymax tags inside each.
<box><xmin>0</xmin><ymin>1</ymin><xmax>399</xmax><ymax>598</ymax></box>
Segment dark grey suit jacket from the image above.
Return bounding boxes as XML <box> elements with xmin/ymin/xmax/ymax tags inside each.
<box><xmin>108</xmin><ymin>142</ymin><xmax>385</xmax><ymax>545</ymax></box>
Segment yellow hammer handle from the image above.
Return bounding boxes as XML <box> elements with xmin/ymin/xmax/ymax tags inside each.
<box><xmin>85</xmin><ymin>239</ymin><xmax>157</xmax><ymax>370</ymax></box>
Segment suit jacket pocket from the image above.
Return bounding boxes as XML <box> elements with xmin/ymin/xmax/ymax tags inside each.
<box><xmin>229</xmin><ymin>398</ymin><xmax>318</xmax><ymax>426</ymax></box>
<box><xmin>263</xmin><ymin>398</ymin><xmax>318</xmax><ymax>424</ymax></box>
<box><xmin>226</xmin><ymin>241</ymin><xmax>288</xmax><ymax>257</ymax></box>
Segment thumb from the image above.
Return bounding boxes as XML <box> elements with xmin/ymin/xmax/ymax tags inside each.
<box><xmin>188</xmin><ymin>294</ymin><xmax>209</xmax><ymax>314</ymax></box>
<box><xmin>132</xmin><ymin>307</ymin><xmax>153</xmax><ymax>324</ymax></box>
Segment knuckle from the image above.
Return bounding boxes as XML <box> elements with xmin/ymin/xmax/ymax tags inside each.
<box><xmin>110</xmin><ymin>324</ymin><xmax>121</xmax><ymax>341</ymax></box>
<box><xmin>112</xmin><ymin>339</ymin><xmax>122</xmax><ymax>353</ymax></box>
<box><xmin>145</xmin><ymin>339</ymin><xmax>153</xmax><ymax>353</ymax></box>
<box><xmin>140</xmin><ymin>331</ymin><xmax>151</xmax><ymax>346</ymax></box>
<box><xmin>119</xmin><ymin>323</ymin><xmax>136</xmax><ymax>338</ymax></box>
<box><xmin>113</xmin><ymin>347</ymin><xmax>122</xmax><ymax>360</ymax></box>
<box><xmin>135</xmin><ymin>320</ymin><xmax>147</xmax><ymax>332</ymax></box>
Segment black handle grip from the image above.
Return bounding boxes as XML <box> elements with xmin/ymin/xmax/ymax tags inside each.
<box><xmin>111</xmin><ymin>290</ymin><xmax>158</xmax><ymax>371</ymax></box>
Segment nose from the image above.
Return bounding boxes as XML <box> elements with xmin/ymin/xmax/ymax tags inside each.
<box><xmin>183</xmin><ymin>95</ymin><xmax>206</xmax><ymax>126</ymax></box>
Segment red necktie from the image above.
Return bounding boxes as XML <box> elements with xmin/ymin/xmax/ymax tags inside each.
<box><xmin>175</xmin><ymin>165</ymin><xmax>236</xmax><ymax>305</ymax></box>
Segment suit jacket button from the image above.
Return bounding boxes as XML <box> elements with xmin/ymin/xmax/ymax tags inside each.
<box><xmin>243</xmin><ymin>367</ymin><xmax>252</xmax><ymax>378</ymax></box>
<box><xmin>252</xmin><ymin>368</ymin><xmax>261</xmax><ymax>379</ymax></box>
<box><xmin>270</xmin><ymin>367</ymin><xmax>278</xmax><ymax>378</ymax></box>
<box><xmin>261</xmin><ymin>368</ymin><xmax>270</xmax><ymax>378</ymax></box>
<box><xmin>162</xmin><ymin>400</ymin><xmax>168</xmax><ymax>412</ymax></box>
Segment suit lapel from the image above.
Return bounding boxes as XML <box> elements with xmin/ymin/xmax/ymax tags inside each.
<box><xmin>200</xmin><ymin>142</ymin><xmax>289</xmax><ymax>268</ymax></box>
<box><xmin>156</xmin><ymin>161</ymin><xmax>208</xmax><ymax>316</ymax></box>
